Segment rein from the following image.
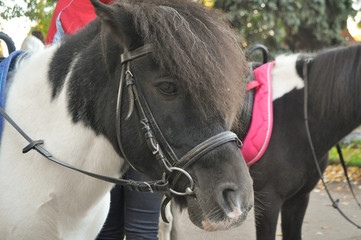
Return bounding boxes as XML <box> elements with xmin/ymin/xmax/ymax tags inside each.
<box><xmin>0</xmin><ymin>106</ymin><xmax>170</xmax><ymax>192</ymax></box>
<box><xmin>302</xmin><ymin>59</ymin><xmax>361</xmax><ymax>229</ymax></box>
<box><xmin>0</xmin><ymin>44</ymin><xmax>242</xmax><ymax>222</ymax></box>
<box><xmin>335</xmin><ymin>143</ymin><xmax>361</xmax><ymax>208</ymax></box>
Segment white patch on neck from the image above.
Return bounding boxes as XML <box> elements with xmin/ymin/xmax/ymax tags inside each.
<box><xmin>272</xmin><ymin>54</ymin><xmax>304</xmax><ymax>101</ymax></box>
<box><xmin>0</xmin><ymin>45</ymin><xmax>123</xmax><ymax>239</ymax></box>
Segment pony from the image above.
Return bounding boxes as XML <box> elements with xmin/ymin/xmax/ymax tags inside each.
<box><xmin>247</xmin><ymin>45</ymin><xmax>361</xmax><ymax>240</ymax></box>
<box><xmin>168</xmin><ymin>44</ymin><xmax>361</xmax><ymax>239</ymax></box>
<box><xmin>0</xmin><ymin>0</ymin><xmax>254</xmax><ymax>239</ymax></box>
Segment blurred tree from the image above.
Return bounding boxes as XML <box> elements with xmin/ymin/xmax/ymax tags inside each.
<box><xmin>1</xmin><ymin>0</ymin><xmax>357</xmax><ymax>56</ymax></box>
<box><xmin>212</xmin><ymin>0</ymin><xmax>357</xmax><ymax>58</ymax></box>
<box><xmin>0</xmin><ymin>0</ymin><xmax>57</xmax><ymax>37</ymax></box>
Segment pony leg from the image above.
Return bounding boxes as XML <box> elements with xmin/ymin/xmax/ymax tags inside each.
<box><xmin>281</xmin><ymin>193</ymin><xmax>310</xmax><ymax>240</ymax></box>
<box><xmin>255</xmin><ymin>197</ymin><xmax>282</xmax><ymax>240</ymax></box>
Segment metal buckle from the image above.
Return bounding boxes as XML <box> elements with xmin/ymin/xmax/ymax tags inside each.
<box><xmin>165</xmin><ymin>167</ymin><xmax>195</xmax><ymax>196</ymax></box>
<box><xmin>236</xmin><ymin>138</ymin><xmax>243</xmax><ymax>148</ymax></box>
<box><xmin>143</xmin><ymin>181</ymin><xmax>154</xmax><ymax>193</ymax></box>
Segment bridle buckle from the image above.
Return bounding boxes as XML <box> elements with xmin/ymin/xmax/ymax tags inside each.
<box><xmin>163</xmin><ymin>167</ymin><xmax>195</xmax><ymax>196</ymax></box>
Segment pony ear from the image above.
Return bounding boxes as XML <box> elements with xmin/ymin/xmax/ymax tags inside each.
<box><xmin>90</xmin><ymin>0</ymin><xmax>139</xmax><ymax>49</ymax></box>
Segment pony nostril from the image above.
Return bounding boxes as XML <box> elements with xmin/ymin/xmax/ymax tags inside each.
<box><xmin>216</xmin><ymin>183</ymin><xmax>241</xmax><ymax>214</ymax></box>
<box><xmin>222</xmin><ymin>189</ymin><xmax>238</xmax><ymax>209</ymax></box>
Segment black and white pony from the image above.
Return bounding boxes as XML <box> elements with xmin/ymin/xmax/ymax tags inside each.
<box><xmin>168</xmin><ymin>44</ymin><xmax>361</xmax><ymax>239</ymax></box>
<box><xmin>248</xmin><ymin>45</ymin><xmax>361</xmax><ymax>240</ymax></box>
<box><xmin>0</xmin><ymin>0</ymin><xmax>254</xmax><ymax>239</ymax></box>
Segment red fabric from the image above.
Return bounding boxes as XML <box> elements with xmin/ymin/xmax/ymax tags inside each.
<box><xmin>241</xmin><ymin>62</ymin><xmax>275</xmax><ymax>166</ymax></box>
<box><xmin>46</xmin><ymin>0</ymin><xmax>113</xmax><ymax>44</ymax></box>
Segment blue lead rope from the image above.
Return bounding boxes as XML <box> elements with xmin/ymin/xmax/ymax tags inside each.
<box><xmin>0</xmin><ymin>50</ymin><xmax>28</xmax><ymax>144</ymax></box>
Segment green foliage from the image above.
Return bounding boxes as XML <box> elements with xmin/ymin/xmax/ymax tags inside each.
<box><xmin>0</xmin><ymin>0</ymin><xmax>23</xmax><ymax>19</ymax></box>
<box><xmin>329</xmin><ymin>127</ymin><xmax>361</xmax><ymax>167</ymax></box>
<box><xmin>1</xmin><ymin>0</ymin><xmax>358</xmax><ymax>56</ymax></box>
<box><xmin>0</xmin><ymin>0</ymin><xmax>56</xmax><ymax>37</ymax></box>
<box><xmin>329</xmin><ymin>146</ymin><xmax>361</xmax><ymax>166</ymax></box>
<box><xmin>214</xmin><ymin>0</ymin><xmax>357</xmax><ymax>59</ymax></box>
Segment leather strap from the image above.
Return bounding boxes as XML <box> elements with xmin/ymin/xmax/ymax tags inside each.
<box><xmin>170</xmin><ymin>131</ymin><xmax>241</xmax><ymax>188</ymax></box>
<box><xmin>303</xmin><ymin>58</ymin><xmax>361</xmax><ymax>229</ymax></box>
<box><xmin>336</xmin><ymin>143</ymin><xmax>361</xmax><ymax>208</ymax></box>
<box><xmin>121</xmin><ymin>44</ymin><xmax>154</xmax><ymax>64</ymax></box>
<box><xmin>176</xmin><ymin>131</ymin><xmax>241</xmax><ymax>170</ymax></box>
<box><xmin>0</xmin><ymin>106</ymin><xmax>169</xmax><ymax>192</ymax></box>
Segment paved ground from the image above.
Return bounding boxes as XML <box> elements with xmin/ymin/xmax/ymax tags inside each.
<box><xmin>168</xmin><ymin>181</ymin><xmax>361</xmax><ymax>240</ymax></box>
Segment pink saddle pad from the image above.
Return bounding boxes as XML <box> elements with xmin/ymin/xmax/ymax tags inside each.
<box><xmin>241</xmin><ymin>61</ymin><xmax>275</xmax><ymax>166</ymax></box>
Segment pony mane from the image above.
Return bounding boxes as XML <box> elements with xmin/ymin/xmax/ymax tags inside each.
<box><xmin>112</xmin><ymin>0</ymin><xmax>249</xmax><ymax>123</ymax></box>
<box><xmin>309</xmin><ymin>44</ymin><xmax>361</xmax><ymax>119</ymax></box>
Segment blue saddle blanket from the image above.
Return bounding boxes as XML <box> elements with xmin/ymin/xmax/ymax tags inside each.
<box><xmin>0</xmin><ymin>50</ymin><xmax>28</xmax><ymax>143</ymax></box>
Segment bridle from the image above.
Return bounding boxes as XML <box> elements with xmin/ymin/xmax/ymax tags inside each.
<box><xmin>0</xmin><ymin>44</ymin><xmax>243</xmax><ymax>222</ymax></box>
<box><xmin>116</xmin><ymin>44</ymin><xmax>243</xmax><ymax>221</ymax></box>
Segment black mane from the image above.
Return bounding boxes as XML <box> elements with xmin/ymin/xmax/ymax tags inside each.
<box><xmin>49</xmin><ymin>0</ymin><xmax>249</xmax><ymax>126</ymax></box>
<box><xmin>309</xmin><ymin>44</ymin><xmax>361</xmax><ymax>119</ymax></box>
<box><xmin>125</xmin><ymin>0</ymin><xmax>249</xmax><ymax>120</ymax></box>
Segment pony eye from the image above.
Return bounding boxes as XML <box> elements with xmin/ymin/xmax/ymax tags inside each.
<box><xmin>157</xmin><ymin>82</ymin><xmax>177</xmax><ymax>95</ymax></box>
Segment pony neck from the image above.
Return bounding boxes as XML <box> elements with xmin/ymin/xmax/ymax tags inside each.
<box><xmin>307</xmin><ymin>45</ymin><xmax>361</xmax><ymax>156</ymax></box>
<box><xmin>1</xmin><ymin>45</ymin><xmax>123</xmax><ymax>212</ymax></box>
